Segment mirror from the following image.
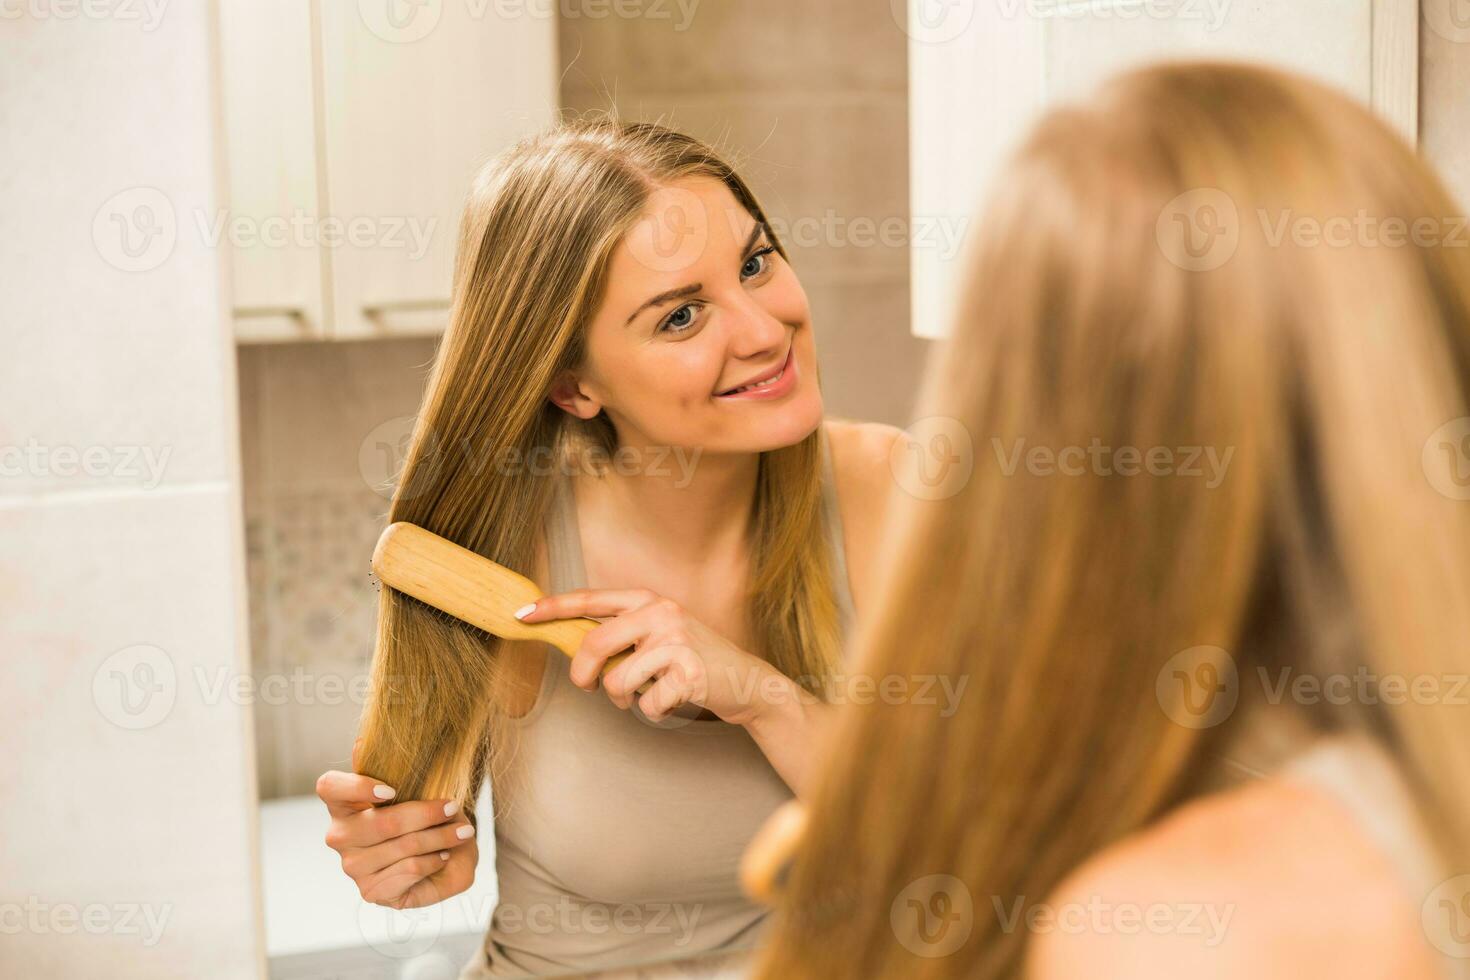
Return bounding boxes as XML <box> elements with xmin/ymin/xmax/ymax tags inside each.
<box><xmin>232</xmin><ymin>4</ymin><xmax>927</xmax><ymax>977</ymax></box>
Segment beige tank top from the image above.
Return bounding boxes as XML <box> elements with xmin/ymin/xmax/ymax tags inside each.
<box><xmin>465</xmin><ymin>433</ymin><xmax>855</xmax><ymax>977</ymax></box>
<box><xmin>1280</xmin><ymin>733</ymin><xmax>1470</xmax><ymax>980</ymax></box>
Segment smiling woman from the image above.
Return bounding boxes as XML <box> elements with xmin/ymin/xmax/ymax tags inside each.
<box><xmin>313</xmin><ymin>117</ymin><xmax>901</xmax><ymax>977</ymax></box>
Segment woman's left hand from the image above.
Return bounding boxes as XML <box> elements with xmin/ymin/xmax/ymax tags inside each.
<box><xmin>514</xmin><ymin>589</ymin><xmax>782</xmax><ymax>726</ymax></box>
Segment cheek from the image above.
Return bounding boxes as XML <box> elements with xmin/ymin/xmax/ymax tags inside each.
<box><xmin>762</xmin><ymin>268</ymin><xmax>811</xmax><ymax>325</ymax></box>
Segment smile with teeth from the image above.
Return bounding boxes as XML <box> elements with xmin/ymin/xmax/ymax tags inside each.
<box><xmin>717</xmin><ymin>347</ymin><xmax>793</xmax><ymax>397</ymax></box>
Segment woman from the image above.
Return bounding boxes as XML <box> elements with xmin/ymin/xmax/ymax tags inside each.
<box><xmin>313</xmin><ymin>119</ymin><xmax>900</xmax><ymax>976</ymax></box>
<box><xmin>752</xmin><ymin>62</ymin><xmax>1470</xmax><ymax>979</ymax></box>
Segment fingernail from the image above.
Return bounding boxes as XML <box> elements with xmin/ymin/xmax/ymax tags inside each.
<box><xmin>373</xmin><ymin>785</ymin><xmax>396</xmax><ymax>800</ymax></box>
<box><xmin>513</xmin><ymin>603</ymin><xmax>536</xmax><ymax>620</ymax></box>
<box><xmin>457</xmin><ymin>824</ymin><xmax>476</xmax><ymax>840</ymax></box>
<box><xmin>439</xmin><ymin>851</ymin><xmax>450</xmax><ymax>860</ymax></box>
<box><xmin>444</xmin><ymin>800</ymin><xmax>460</xmax><ymax>817</ymax></box>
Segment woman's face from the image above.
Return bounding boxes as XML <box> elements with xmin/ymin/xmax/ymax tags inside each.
<box><xmin>552</xmin><ymin>176</ymin><xmax>824</xmax><ymax>455</ymax></box>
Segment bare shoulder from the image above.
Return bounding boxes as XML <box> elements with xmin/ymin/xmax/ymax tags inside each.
<box><xmin>1026</xmin><ymin>777</ymin><xmax>1440</xmax><ymax>980</ymax></box>
<box><xmin>820</xmin><ymin>418</ymin><xmax>904</xmax><ymax>616</ymax></box>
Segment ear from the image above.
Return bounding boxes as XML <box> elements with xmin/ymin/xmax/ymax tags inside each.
<box><xmin>547</xmin><ymin>370</ymin><xmax>604</xmax><ymax>420</ymax></box>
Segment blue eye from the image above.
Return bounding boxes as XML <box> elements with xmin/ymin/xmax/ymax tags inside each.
<box><xmin>742</xmin><ymin>245</ymin><xmax>777</xmax><ymax>280</ymax></box>
<box><xmin>659</xmin><ymin>302</ymin><xmax>701</xmax><ymax>334</ymax></box>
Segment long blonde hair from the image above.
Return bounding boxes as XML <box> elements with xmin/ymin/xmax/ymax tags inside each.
<box><xmin>755</xmin><ymin>61</ymin><xmax>1470</xmax><ymax>978</ymax></box>
<box><xmin>355</xmin><ymin>119</ymin><xmax>842</xmax><ymax>815</ymax></box>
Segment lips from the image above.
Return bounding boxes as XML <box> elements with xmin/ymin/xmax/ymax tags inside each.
<box><xmin>715</xmin><ymin>346</ymin><xmax>794</xmax><ymax>397</ymax></box>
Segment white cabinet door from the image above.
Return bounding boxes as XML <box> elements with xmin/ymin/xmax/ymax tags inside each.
<box><xmin>906</xmin><ymin>0</ymin><xmax>1418</xmax><ymax>339</ymax></box>
<box><xmin>316</xmin><ymin>0</ymin><xmax>558</xmax><ymax>339</ymax></box>
<box><xmin>218</xmin><ymin>0</ymin><xmax>328</xmax><ymax>342</ymax></box>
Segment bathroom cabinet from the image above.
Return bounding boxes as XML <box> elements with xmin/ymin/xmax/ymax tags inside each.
<box><xmin>219</xmin><ymin>0</ymin><xmax>557</xmax><ymax>342</ymax></box>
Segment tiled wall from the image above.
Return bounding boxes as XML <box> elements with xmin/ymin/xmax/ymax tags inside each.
<box><xmin>239</xmin><ymin>337</ymin><xmax>438</xmax><ymax>798</ymax></box>
<box><xmin>242</xmin><ymin>6</ymin><xmax>925</xmax><ymax>798</ymax></box>
<box><xmin>0</xmin><ymin>6</ymin><xmax>264</xmax><ymax>977</ymax></box>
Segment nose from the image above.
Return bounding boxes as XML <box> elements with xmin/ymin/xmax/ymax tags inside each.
<box><xmin>724</xmin><ymin>292</ymin><xmax>788</xmax><ymax>362</ymax></box>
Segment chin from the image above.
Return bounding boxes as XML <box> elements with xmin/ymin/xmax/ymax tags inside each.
<box><xmin>720</xmin><ymin>386</ymin><xmax>825</xmax><ymax>454</ymax></box>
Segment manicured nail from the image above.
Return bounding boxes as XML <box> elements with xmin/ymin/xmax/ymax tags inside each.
<box><xmin>444</xmin><ymin>800</ymin><xmax>460</xmax><ymax>817</ymax></box>
<box><xmin>513</xmin><ymin>603</ymin><xmax>536</xmax><ymax>620</ymax></box>
<box><xmin>373</xmin><ymin>785</ymin><xmax>396</xmax><ymax>800</ymax></box>
<box><xmin>457</xmin><ymin>824</ymin><xmax>476</xmax><ymax>840</ymax></box>
<box><xmin>439</xmin><ymin>851</ymin><xmax>450</xmax><ymax>861</ymax></box>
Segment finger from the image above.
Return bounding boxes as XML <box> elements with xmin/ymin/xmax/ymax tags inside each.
<box><xmin>516</xmin><ymin>587</ymin><xmax>660</xmax><ymax>624</ymax></box>
<box><xmin>376</xmin><ymin>846</ymin><xmax>475</xmax><ymax>910</ymax></box>
<box><xmin>638</xmin><ymin>669</ymin><xmax>696</xmax><ymax>723</ymax></box>
<box><xmin>327</xmin><ymin>798</ymin><xmax>465</xmax><ymax>850</ymax></box>
<box><xmin>344</xmin><ymin>819</ymin><xmax>476</xmax><ymax>877</ymax></box>
<box><xmin>569</xmin><ymin>601</ymin><xmax>679</xmax><ymax>690</ymax></box>
<box><xmin>316</xmin><ymin>769</ymin><xmax>399</xmax><ymax>816</ymax></box>
<box><xmin>360</xmin><ymin>851</ymin><xmax>455</xmax><ymax>907</ymax></box>
<box><xmin>603</xmin><ymin>644</ymin><xmax>685</xmax><ymax>710</ymax></box>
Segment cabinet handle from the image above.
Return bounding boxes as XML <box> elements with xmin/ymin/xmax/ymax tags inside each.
<box><xmin>361</xmin><ymin>299</ymin><xmax>450</xmax><ymax>316</ymax></box>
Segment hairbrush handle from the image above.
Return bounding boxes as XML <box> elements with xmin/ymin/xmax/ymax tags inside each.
<box><xmin>372</xmin><ymin>522</ymin><xmax>648</xmax><ymax>693</ymax></box>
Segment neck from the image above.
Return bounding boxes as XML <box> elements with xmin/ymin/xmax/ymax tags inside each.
<box><xmin>574</xmin><ymin>438</ymin><xmax>759</xmax><ymax>564</ymax></box>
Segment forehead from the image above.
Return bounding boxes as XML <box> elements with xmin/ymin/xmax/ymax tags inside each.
<box><xmin>600</xmin><ymin>176</ymin><xmax>760</xmax><ymax>310</ymax></box>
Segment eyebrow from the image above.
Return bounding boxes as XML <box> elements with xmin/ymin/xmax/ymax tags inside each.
<box><xmin>623</xmin><ymin>221</ymin><xmax>769</xmax><ymax>326</ymax></box>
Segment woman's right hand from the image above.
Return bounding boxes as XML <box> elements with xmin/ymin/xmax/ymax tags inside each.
<box><xmin>316</xmin><ymin>746</ymin><xmax>478</xmax><ymax>909</ymax></box>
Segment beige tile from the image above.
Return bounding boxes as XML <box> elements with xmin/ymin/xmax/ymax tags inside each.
<box><xmin>0</xmin><ymin>488</ymin><xmax>260</xmax><ymax>978</ymax></box>
<box><xmin>559</xmin><ymin>0</ymin><xmax>907</xmax><ymax>98</ymax></box>
<box><xmin>559</xmin><ymin>90</ymin><xmax>910</xmax><ymax>283</ymax></box>
<box><xmin>805</xmin><ymin>274</ymin><xmax>929</xmax><ymax>428</ymax></box>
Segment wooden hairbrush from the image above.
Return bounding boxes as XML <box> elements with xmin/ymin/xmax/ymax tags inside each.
<box><xmin>371</xmin><ymin>521</ymin><xmax>650</xmax><ymax>694</ymax></box>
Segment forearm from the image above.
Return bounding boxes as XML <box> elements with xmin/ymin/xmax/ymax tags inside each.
<box><xmin>740</xmin><ymin>667</ymin><xmax>838</xmax><ymax>798</ymax></box>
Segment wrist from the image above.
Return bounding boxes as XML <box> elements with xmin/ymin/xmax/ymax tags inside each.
<box><xmin>737</xmin><ymin>662</ymin><xmax>807</xmax><ymax>734</ymax></box>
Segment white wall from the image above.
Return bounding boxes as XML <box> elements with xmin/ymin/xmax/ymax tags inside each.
<box><xmin>0</xmin><ymin>2</ymin><xmax>264</xmax><ymax>976</ymax></box>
